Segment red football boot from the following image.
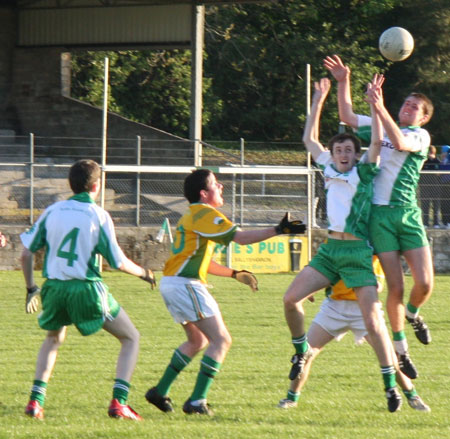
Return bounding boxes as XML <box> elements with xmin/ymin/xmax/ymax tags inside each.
<box><xmin>25</xmin><ymin>400</ymin><xmax>44</xmax><ymax>419</ymax></box>
<box><xmin>108</xmin><ymin>399</ymin><xmax>142</xmax><ymax>421</ymax></box>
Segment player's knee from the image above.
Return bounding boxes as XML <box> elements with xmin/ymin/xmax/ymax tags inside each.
<box><xmin>123</xmin><ymin>326</ymin><xmax>140</xmax><ymax>345</ymax></box>
<box><xmin>47</xmin><ymin>331</ymin><xmax>65</xmax><ymax>348</ymax></box>
<box><xmin>415</xmin><ymin>278</ymin><xmax>433</xmax><ymax>296</ymax></box>
<box><xmin>283</xmin><ymin>293</ymin><xmax>296</xmax><ymax>309</ymax></box>
<box><xmin>387</xmin><ymin>284</ymin><xmax>404</xmax><ymax>302</ymax></box>
<box><xmin>283</xmin><ymin>293</ymin><xmax>302</xmax><ymax>312</ymax></box>
<box><xmin>364</xmin><ymin>314</ymin><xmax>383</xmax><ymax>336</ymax></box>
<box><xmin>217</xmin><ymin>332</ymin><xmax>232</xmax><ymax>352</ymax></box>
<box><xmin>131</xmin><ymin>327</ymin><xmax>141</xmax><ymax>343</ymax></box>
<box><xmin>190</xmin><ymin>335</ymin><xmax>209</xmax><ymax>353</ymax></box>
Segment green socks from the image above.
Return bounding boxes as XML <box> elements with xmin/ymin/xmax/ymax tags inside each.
<box><xmin>406</xmin><ymin>302</ymin><xmax>419</xmax><ymax>319</ymax></box>
<box><xmin>292</xmin><ymin>334</ymin><xmax>309</xmax><ymax>354</ymax></box>
<box><xmin>190</xmin><ymin>355</ymin><xmax>221</xmax><ymax>401</ymax></box>
<box><xmin>113</xmin><ymin>379</ymin><xmax>130</xmax><ymax>404</ymax></box>
<box><xmin>156</xmin><ymin>348</ymin><xmax>191</xmax><ymax>396</ymax></box>
<box><xmin>403</xmin><ymin>387</ymin><xmax>418</xmax><ymax>400</ymax></box>
<box><xmin>393</xmin><ymin>331</ymin><xmax>408</xmax><ymax>355</ymax></box>
<box><xmin>287</xmin><ymin>389</ymin><xmax>300</xmax><ymax>402</ymax></box>
<box><xmin>30</xmin><ymin>380</ymin><xmax>47</xmax><ymax>407</ymax></box>
<box><xmin>381</xmin><ymin>365</ymin><xmax>396</xmax><ymax>390</ymax></box>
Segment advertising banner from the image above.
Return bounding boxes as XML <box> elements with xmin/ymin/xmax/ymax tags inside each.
<box><xmin>213</xmin><ymin>235</ymin><xmax>308</xmax><ymax>273</ymax></box>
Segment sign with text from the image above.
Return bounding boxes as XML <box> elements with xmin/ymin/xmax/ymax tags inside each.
<box><xmin>213</xmin><ymin>235</ymin><xmax>308</xmax><ymax>273</ymax></box>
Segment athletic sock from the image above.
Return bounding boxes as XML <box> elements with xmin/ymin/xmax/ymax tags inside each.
<box><xmin>403</xmin><ymin>387</ymin><xmax>418</xmax><ymax>400</ymax></box>
<box><xmin>393</xmin><ymin>331</ymin><xmax>408</xmax><ymax>355</ymax></box>
<box><xmin>30</xmin><ymin>380</ymin><xmax>47</xmax><ymax>407</ymax></box>
<box><xmin>156</xmin><ymin>348</ymin><xmax>191</xmax><ymax>396</ymax></box>
<box><xmin>190</xmin><ymin>355</ymin><xmax>221</xmax><ymax>401</ymax></box>
<box><xmin>406</xmin><ymin>303</ymin><xmax>419</xmax><ymax>319</ymax></box>
<box><xmin>381</xmin><ymin>365</ymin><xmax>396</xmax><ymax>390</ymax></box>
<box><xmin>292</xmin><ymin>334</ymin><xmax>309</xmax><ymax>354</ymax></box>
<box><xmin>287</xmin><ymin>389</ymin><xmax>300</xmax><ymax>402</ymax></box>
<box><xmin>113</xmin><ymin>379</ymin><xmax>130</xmax><ymax>404</ymax></box>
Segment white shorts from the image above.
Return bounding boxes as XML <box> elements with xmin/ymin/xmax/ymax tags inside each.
<box><xmin>312</xmin><ymin>297</ymin><xmax>384</xmax><ymax>345</ymax></box>
<box><xmin>159</xmin><ymin>276</ymin><xmax>220</xmax><ymax>324</ymax></box>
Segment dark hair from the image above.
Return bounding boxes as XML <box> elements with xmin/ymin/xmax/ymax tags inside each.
<box><xmin>183</xmin><ymin>169</ymin><xmax>212</xmax><ymax>203</ymax></box>
<box><xmin>327</xmin><ymin>133</ymin><xmax>361</xmax><ymax>155</ymax></box>
<box><xmin>69</xmin><ymin>159</ymin><xmax>101</xmax><ymax>194</ymax></box>
<box><xmin>407</xmin><ymin>92</ymin><xmax>434</xmax><ymax>123</ymax></box>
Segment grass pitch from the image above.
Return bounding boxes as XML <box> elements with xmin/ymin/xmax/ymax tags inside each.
<box><xmin>0</xmin><ymin>270</ymin><xmax>449</xmax><ymax>439</ymax></box>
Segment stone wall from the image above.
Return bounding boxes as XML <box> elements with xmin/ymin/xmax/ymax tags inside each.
<box><xmin>2</xmin><ymin>225</ymin><xmax>449</xmax><ymax>273</ymax></box>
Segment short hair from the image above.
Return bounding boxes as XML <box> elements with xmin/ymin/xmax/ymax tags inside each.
<box><xmin>327</xmin><ymin>133</ymin><xmax>361</xmax><ymax>155</ymax></box>
<box><xmin>408</xmin><ymin>92</ymin><xmax>434</xmax><ymax>123</ymax></box>
<box><xmin>69</xmin><ymin>159</ymin><xmax>101</xmax><ymax>194</ymax></box>
<box><xmin>184</xmin><ymin>168</ymin><xmax>212</xmax><ymax>203</ymax></box>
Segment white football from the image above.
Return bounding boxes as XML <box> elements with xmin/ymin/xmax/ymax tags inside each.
<box><xmin>379</xmin><ymin>27</ymin><xmax>414</xmax><ymax>62</ymax></box>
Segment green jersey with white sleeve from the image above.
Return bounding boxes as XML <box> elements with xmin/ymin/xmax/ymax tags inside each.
<box><xmin>20</xmin><ymin>192</ymin><xmax>127</xmax><ymax>282</ymax></box>
<box><xmin>315</xmin><ymin>151</ymin><xmax>379</xmax><ymax>240</ymax></box>
<box><xmin>356</xmin><ymin>115</ymin><xmax>430</xmax><ymax>206</ymax></box>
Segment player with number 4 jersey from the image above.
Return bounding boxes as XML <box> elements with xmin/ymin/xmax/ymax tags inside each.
<box><xmin>22</xmin><ymin>192</ymin><xmax>127</xmax><ymax>282</ymax></box>
<box><xmin>20</xmin><ymin>159</ymin><xmax>155</xmax><ymax>421</ymax></box>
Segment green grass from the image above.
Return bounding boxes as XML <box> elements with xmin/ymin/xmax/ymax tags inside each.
<box><xmin>0</xmin><ymin>271</ymin><xmax>449</xmax><ymax>439</ymax></box>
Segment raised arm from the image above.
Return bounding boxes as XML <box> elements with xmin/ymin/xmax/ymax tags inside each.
<box><xmin>323</xmin><ymin>55</ymin><xmax>358</xmax><ymax>128</ymax></box>
<box><xmin>367</xmin><ymin>73</ymin><xmax>412</xmax><ymax>152</ymax></box>
<box><xmin>365</xmin><ymin>76</ymin><xmax>384</xmax><ymax>163</ymax></box>
<box><xmin>302</xmin><ymin>77</ymin><xmax>331</xmax><ymax>161</ymax></box>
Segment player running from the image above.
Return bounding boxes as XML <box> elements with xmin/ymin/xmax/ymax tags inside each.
<box><xmin>21</xmin><ymin>159</ymin><xmax>156</xmax><ymax>420</ymax></box>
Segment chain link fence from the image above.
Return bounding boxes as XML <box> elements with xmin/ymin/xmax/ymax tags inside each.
<box><xmin>1</xmin><ymin>134</ymin><xmax>448</xmax><ymax>230</ymax></box>
<box><xmin>0</xmin><ymin>135</ymin><xmax>311</xmax><ymax>228</ymax></box>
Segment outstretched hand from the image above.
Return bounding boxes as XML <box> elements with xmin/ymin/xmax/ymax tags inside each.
<box><xmin>141</xmin><ymin>268</ymin><xmax>156</xmax><ymax>290</ymax></box>
<box><xmin>313</xmin><ymin>78</ymin><xmax>331</xmax><ymax>103</ymax></box>
<box><xmin>365</xmin><ymin>73</ymin><xmax>384</xmax><ymax>106</ymax></box>
<box><xmin>323</xmin><ymin>55</ymin><xmax>350</xmax><ymax>82</ymax></box>
<box><xmin>275</xmin><ymin>212</ymin><xmax>306</xmax><ymax>235</ymax></box>
<box><xmin>232</xmin><ymin>270</ymin><xmax>258</xmax><ymax>292</ymax></box>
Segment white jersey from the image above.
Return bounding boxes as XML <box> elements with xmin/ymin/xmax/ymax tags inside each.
<box><xmin>315</xmin><ymin>151</ymin><xmax>379</xmax><ymax>240</ymax></box>
<box><xmin>357</xmin><ymin>115</ymin><xmax>430</xmax><ymax>206</ymax></box>
<box><xmin>20</xmin><ymin>192</ymin><xmax>127</xmax><ymax>282</ymax></box>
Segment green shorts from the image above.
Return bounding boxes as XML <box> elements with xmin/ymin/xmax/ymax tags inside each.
<box><xmin>38</xmin><ymin>279</ymin><xmax>121</xmax><ymax>336</ymax></box>
<box><xmin>309</xmin><ymin>239</ymin><xmax>376</xmax><ymax>289</ymax></box>
<box><xmin>369</xmin><ymin>205</ymin><xmax>429</xmax><ymax>254</ymax></box>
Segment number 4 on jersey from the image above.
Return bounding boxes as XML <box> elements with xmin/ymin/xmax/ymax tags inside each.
<box><xmin>57</xmin><ymin>227</ymin><xmax>80</xmax><ymax>267</ymax></box>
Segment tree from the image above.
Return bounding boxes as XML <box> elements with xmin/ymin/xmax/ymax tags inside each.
<box><xmin>377</xmin><ymin>0</ymin><xmax>450</xmax><ymax>145</ymax></box>
<box><xmin>71</xmin><ymin>1</ymin><xmax>450</xmax><ymax>144</ymax></box>
<box><xmin>204</xmin><ymin>0</ymin><xmax>396</xmax><ymax>141</ymax></box>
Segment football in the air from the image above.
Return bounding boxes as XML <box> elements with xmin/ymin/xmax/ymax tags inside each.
<box><xmin>378</xmin><ymin>27</ymin><xmax>414</xmax><ymax>62</ymax></box>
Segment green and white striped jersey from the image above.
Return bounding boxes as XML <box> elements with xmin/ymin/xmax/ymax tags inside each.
<box><xmin>315</xmin><ymin>151</ymin><xmax>379</xmax><ymax>240</ymax></box>
<box><xmin>357</xmin><ymin>115</ymin><xmax>430</xmax><ymax>206</ymax></box>
<box><xmin>20</xmin><ymin>192</ymin><xmax>127</xmax><ymax>282</ymax></box>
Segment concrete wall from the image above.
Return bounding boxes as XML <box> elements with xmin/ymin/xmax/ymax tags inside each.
<box><xmin>8</xmin><ymin>47</ymin><xmax>193</xmax><ymax>164</ymax></box>
<box><xmin>2</xmin><ymin>226</ymin><xmax>450</xmax><ymax>274</ymax></box>
<box><xmin>0</xmin><ymin>7</ymin><xmax>193</xmax><ymax>164</ymax></box>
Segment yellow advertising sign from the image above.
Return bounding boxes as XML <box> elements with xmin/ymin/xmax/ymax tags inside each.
<box><xmin>213</xmin><ymin>235</ymin><xmax>308</xmax><ymax>273</ymax></box>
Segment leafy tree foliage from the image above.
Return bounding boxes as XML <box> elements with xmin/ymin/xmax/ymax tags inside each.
<box><xmin>71</xmin><ymin>0</ymin><xmax>450</xmax><ymax>144</ymax></box>
<box><xmin>72</xmin><ymin>49</ymin><xmax>202</xmax><ymax>138</ymax></box>
<box><xmin>376</xmin><ymin>0</ymin><xmax>450</xmax><ymax>146</ymax></box>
